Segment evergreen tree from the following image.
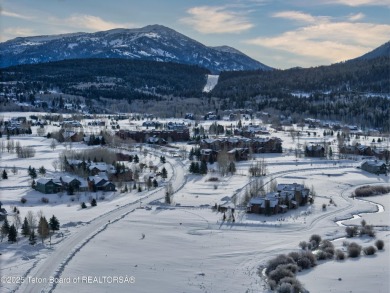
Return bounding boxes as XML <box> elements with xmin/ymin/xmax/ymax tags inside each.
<box><xmin>49</xmin><ymin>215</ymin><xmax>60</xmax><ymax>232</ymax></box>
<box><xmin>189</xmin><ymin>162</ymin><xmax>196</xmax><ymax>173</ymax></box>
<box><xmin>38</xmin><ymin>166</ymin><xmax>46</xmax><ymax>176</ymax></box>
<box><xmin>29</xmin><ymin>230</ymin><xmax>37</xmax><ymax>245</ymax></box>
<box><xmin>29</xmin><ymin>167</ymin><xmax>37</xmax><ymax>179</ymax></box>
<box><xmin>153</xmin><ymin>179</ymin><xmax>158</xmax><ymax>188</ymax></box>
<box><xmin>228</xmin><ymin>161</ymin><xmax>236</xmax><ymax>174</ymax></box>
<box><xmin>91</xmin><ymin>198</ymin><xmax>97</xmax><ymax>207</ymax></box>
<box><xmin>8</xmin><ymin>224</ymin><xmax>17</xmax><ymax>243</ymax></box>
<box><xmin>37</xmin><ymin>216</ymin><xmax>49</xmax><ymax>243</ymax></box>
<box><xmin>21</xmin><ymin>217</ymin><xmax>31</xmax><ymax>237</ymax></box>
<box><xmin>1</xmin><ymin>218</ymin><xmax>10</xmax><ymax>242</ymax></box>
<box><xmin>161</xmin><ymin>167</ymin><xmax>168</xmax><ymax>180</ymax></box>
<box><xmin>160</xmin><ymin>156</ymin><xmax>166</xmax><ymax>164</ymax></box>
<box><xmin>200</xmin><ymin>160</ymin><xmax>208</xmax><ymax>175</ymax></box>
<box><xmin>208</xmin><ymin>154</ymin><xmax>215</xmax><ymax>164</ymax></box>
<box><xmin>81</xmin><ymin>202</ymin><xmax>87</xmax><ymax>209</ymax></box>
<box><xmin>194</xmin><ymin>148</ymin><xmax>201</xmax><ymax>160</ymax></box>
<box><xmin>189</xmin><ymin>148</ymin><xmax>194</xmax><ymax>160</ymax></box>
<box><xmin>2</xmin><ymin>169</ymin><xmax>8</xmax><ymax>179</ymax></box>
<box><xmin>134</xmin><ymin>155</ymin><xmax>139</xmax><ymax>163</ymax></box>
<box><xmin>147</xmin><ymin>178</ymin><xmax>152</xmax><ymax>190</ymax></box>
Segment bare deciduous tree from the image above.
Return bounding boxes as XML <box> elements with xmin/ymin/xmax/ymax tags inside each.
<box><xmin>26</xmin><ymin>211</ymin><xmax>37</xmax><ymax>232</ymax></box>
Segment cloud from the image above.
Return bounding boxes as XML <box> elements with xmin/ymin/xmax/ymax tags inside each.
<box><xmin>322</xmin><ymin>0</ymin><xmax>390</xmax><ymax>6</ymax></box>
<box><xmin>246</xmin><ymin>21</ymin><xmax>390</xmax><ymax>64</ymax></box>
<box><xmin>1</xmin><ymin>10</ymin><xmax>33</xmax><ymax>20</ymax></box>
<box><xmin>272</xmin><ymin>11</ymin><xmax>328</xmax><ymax>23</ymax></box>
<box><xmin>180</xmin><ymin>6</ymin><xmax>254</xmax><ymax>34</ymax></box>
<box><xmin>348</xmin><ymin>12</ymin><xmax>365</xmax><ymax>21</ymax></box>
<box><xmin>2</xmin><ymin>27</ymin><xmax>37</xmax><ymax>41</ymax></box>
<box><xmin>63</xmin><ymin>14</ymin><xmax>136</xmax><ymax>31</ymax></box>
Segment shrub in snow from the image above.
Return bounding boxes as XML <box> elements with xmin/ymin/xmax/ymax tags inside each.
<box><xmin>309</xmin><ymin>234</ymin><xmax>321</xmax><ymax>249</ymax></box>
<box><xmin>375</xmin><ymin>239</ymin><xmax>384</xmax><ymax>250</ymax></box>
<box><xmin>277</xmin><ymin>282</ymin><xmax>293</xmax><ymax>293</ymax></box>
<box><xmin>359</xmin><ymin>225</ymin><xmax>375</xmax><ymax>237</ymax></box>
<box><xmin>288</xmin><ymin>252</ymin><xmax>301</xmax><ymax>263</ymax></box>
<box><xmin>345</xmin><ymin>226</ymin><xmax>358</xmax><ymax>238</ymax></box>
<box><xmin>319</xmin><ymin>240</ymin><xmax>334</xmax><ymax>250</ymax></box>
<box><xmin>278</xmin><ymin>264</ymin><xmax>299</xmax><ymax>274</ymax></box>
<box><xmin>300</xmin><ymin>251</ymin><xmax>317</xmax><ymax>267</ymax></box>
<box><xmin>363</xmin><ymin>246</ymin><xmax>376</xmax><ymax>255</ymax></box>
<box><xmin>316</xmin><ymin>250</ymin><xmax>327</xmax><ymax>261</ymax></box>
<box><xmin>41</xmin><ymin>197</ymin><xmax>49</xmax><ymax>204</ymax></box>
<box><xmin>268</xmin><ymin>267</ymin><xmax>295</xmax><ymax>284</ymax></box>
<box><xmin>347</xmin><ymin>242</ymin><xmax>362</xmax><ymax>258</ymax></box>
<box><xmin>266</xmin><ymin>254</ymin><xmax>294</xmax><ymax>275</ymax></box>
<box><xmin>297</xmin><ymin>257</ymin><xmax>311</xmax><ymax>270</ymax></box>
<box><xmin>324</xmin><ymin>247</ymin><xmax>335</xmax><ymax>259</ymax></box>
<box><xmin>20</xmin><ymin>198</ymin><xmax>27</xmax><ymax>204</ymax></box>
<box><xmin>278</xmin><ymin>277</ymin><xmax>302</xmax><ymax>293</ymax></box>
<box><xmin>268</xmin><ymin>279</ymin><xmax>277</xmax><ymax>290</ymax></box>
<box><xmin>81</xmin><ymin>202</ymin><xmax>87</xmax><ymax>209</ymax></box>
<box><xmin>299</xmin><ymin>241</ymin><xmax>307</xmax><ymax>250</ymax></box>
<box><xmin>91</xmin><ymin>199</ymin><xmax>97</xmax><ymax>207</ymax></box>
<box><xmin>335</xmin><ymin>249</ymin><xmax>345</xmax><ymax>260</ymax></box>
<box><xmin>322</xmin><ymin>203</ymin><xmax>326</xmax><ymax>210</ymax></box>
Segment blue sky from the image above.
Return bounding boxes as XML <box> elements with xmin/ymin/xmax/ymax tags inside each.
<box><xmin>1</xmin><ymin>0</ymin><xmax>389</xmax><ymax>68</ymax></box>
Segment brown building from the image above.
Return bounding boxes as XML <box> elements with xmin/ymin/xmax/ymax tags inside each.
<box><xmin>116</xmin><ymin>128</ymin><xmax>190</xmax><ymax>143</ymax></box>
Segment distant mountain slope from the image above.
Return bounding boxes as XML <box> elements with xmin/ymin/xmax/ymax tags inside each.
<box><xmin>1</xmin><ymin>58</ymin><xmax>210</xmax><ymax>100</ymax></box>
<box><xmin>0</xmin><ymin>25</ymin><xmax>271</xmax><ymax>73</ymax></box>
<box><xmin>354</xmin><ymin>41</ymin><xmax>390</xmax><ymax>61</ymax></box>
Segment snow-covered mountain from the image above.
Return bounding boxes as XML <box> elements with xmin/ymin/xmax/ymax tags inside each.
<box><xmin>0</xmin><ymin>25</ymin><xmax>272</xmax><ymax>72</ymax></box>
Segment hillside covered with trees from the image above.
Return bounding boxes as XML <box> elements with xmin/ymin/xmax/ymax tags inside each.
<box><xmin>211</xmin><ymin>56</ymin><xmax>390</xmax><ymax>131</ymax></box>
<box><xmin>212</xmin><ymin>56</ymin><xmax>389</xmax><ymax>99</ymax></box>
<box><xmin>1</xmin><ymin>58</ymin><xmax>210</xmax><ymax>101</ymax></box>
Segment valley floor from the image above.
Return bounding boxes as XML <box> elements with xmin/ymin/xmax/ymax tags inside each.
<box><xmin>0</xmin><ymin>113</ymin><xmax>389</xmax><ymax>293</ymax></box>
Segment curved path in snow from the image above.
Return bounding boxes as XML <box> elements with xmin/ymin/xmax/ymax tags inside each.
<box><xmin>14</xmin><ymin>155</ymin><xmax>186</xmax><ymax>293</ymax></box>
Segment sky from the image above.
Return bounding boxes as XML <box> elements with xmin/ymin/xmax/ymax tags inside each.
<box><xmin>1</xmin><ymin>0</ymin><xmax>389</xmax><ymax>69</ymax></box>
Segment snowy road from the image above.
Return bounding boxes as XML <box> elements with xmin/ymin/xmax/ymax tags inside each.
<box><xmin>15</xmin><ymin>158</ymin><xmax>186</xmax><ymax>293</ymax></box>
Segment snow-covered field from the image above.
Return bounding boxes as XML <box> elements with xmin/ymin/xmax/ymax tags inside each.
<box><xmin>0</xmin><ymin>112</ymin><xmax>389</xmax><ymax>293</ymax></box>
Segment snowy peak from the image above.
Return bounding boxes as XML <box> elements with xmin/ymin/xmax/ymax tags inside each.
<box><xmin>0</xmin><ymin>25</ymin><xmax>272</xmax><ymax>72</ymax></box>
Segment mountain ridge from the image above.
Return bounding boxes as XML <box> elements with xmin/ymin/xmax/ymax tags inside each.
<box><xmin>0</xmin><ymin>24</ymin><xmax>271</xmax><ymax>73</ymax></box>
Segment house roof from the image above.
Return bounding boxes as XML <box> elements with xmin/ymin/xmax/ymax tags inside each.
<box><xmin>36</xmin><ymin>178</ymin><xmax>62</xmax><ymax>185</ymax></box>
<box><xmin>306</xmin><ymin>143</ymin><xmax>324</xmax><ymax>151</ymax></box>
<box><xmin>61</xmin><ymin>176</ymin><xmax>80</xmax><ymax>184</ymax></box>
<box><xmin>362</xmin><ymin>160</ymin><xmax>386</xmax><ymax>167</ymax></box>
<box><xmin>277</xmin><ymin>183</ymin><xmax>305</xmax><ymax>192</ymax></box>
<box><xmin>88</xmin><ymin>175</ymin><xmax>108</xmax><ymax>185</ymax></box>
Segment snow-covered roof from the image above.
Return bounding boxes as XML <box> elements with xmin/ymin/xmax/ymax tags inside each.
<box><xmin>36</xmin><ymin>178</ymin><xmax>61</xmax><ymax>185</ymax></box>
<box><xmin>61</xmin><ymin>175</ymin><xmax>80</xmax><ymax>184</ymax></box>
